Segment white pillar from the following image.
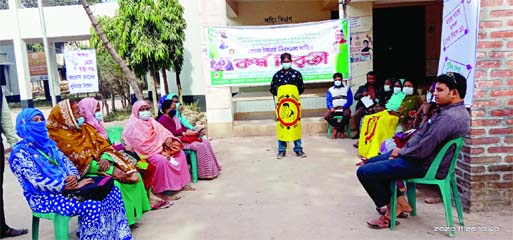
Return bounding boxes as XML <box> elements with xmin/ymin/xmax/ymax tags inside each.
<box><xmin>10</xmin><ymin>0</ymin><xmax>33</xmax><ymax>107</ymax></box>
<box><xmin>200</xmin><ymin>0</ymin><xmax>234</xmax><ymax>138</ymax></box>
<box><xmin>47</xmin><ymin>42</ymin><xmax>61</xmax><ymax>99</ymax></box>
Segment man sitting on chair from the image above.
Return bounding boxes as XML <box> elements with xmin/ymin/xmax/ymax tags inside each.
<box><xmin>356</xmin><ymin>72</ymin><xmax>470</xmax><ymax>229</ymax></box>
<box><xmin>324</xmin><ymin>72</ymin><xmax>353</xmax><ymax>139</ymax></box>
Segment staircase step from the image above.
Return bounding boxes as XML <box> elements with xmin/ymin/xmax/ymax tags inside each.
<box><xmin>233</xmin><ymin>117</ymin><xmax>329</xmax><ymax>137</ymax></box>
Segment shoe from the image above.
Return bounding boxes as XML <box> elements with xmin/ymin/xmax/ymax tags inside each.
<box><xmin>0</xmin><ymin>228</ymin><xmax>28</xmax><ymax>238</ymax></box>
<box><xmin>351</xmin><ymin>132</ymin><xmax>360</xmax><ymax>139</ymax></box>
<box><xmin>277</xmin><ymin>152</ymin><xmax>286</xmax><ymax>159</ymax></box>
<box><xmin>295</xmin><ymin>151</ymin><xmax>307</xmax><ymax>158</ymax></box>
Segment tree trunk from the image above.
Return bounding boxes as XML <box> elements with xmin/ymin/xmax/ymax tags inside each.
<box><xmin>175</xmin><ymin>69</ymin><xmax>183</xmax><ymax>103</ymax></box>
<box><xmin>161</xmin><ymin>69</ymin><xmax>169</xmax><ymax>95</ymax></box>
<box><xmin>81</xmin><ymin>0</ymin><xmax>143</xmax><ymax>101</ymax></box>
<box><xmin>151</xmin><ymin>70</ymin><xmax>159</xmax><ymax>113</ymax></box>
<box><xmin>111</xmin><ymin>92</ymin><xmax>116</xmax><ymax>112</ymax></box>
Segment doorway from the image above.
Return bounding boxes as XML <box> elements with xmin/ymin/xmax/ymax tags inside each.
<box><xmin>373</xmin><ymin>6</ymin><xmax>426</xmax><ymax>85</ymax></box>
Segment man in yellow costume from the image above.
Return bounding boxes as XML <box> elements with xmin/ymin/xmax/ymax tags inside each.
<box><xmin>270</xmin><ymin>53</ymin><xmax>306</xmax><ymax>159</ymax></box>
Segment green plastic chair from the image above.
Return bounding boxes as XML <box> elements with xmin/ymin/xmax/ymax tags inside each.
<box><xmin>326</xmin><ymin>115</ymin><xmax>351</xmax><ymax>138</ymax></box>
<box><xmin>390</xmin><ymin>137</ymin><xmax>465</xmax><ymax>237</ymax></box>
<box><xmin>184</xmin><ymin>149</ymin><xmax>199</xmax><ymax>183</ymax></box>
<box><xmin>106</xmin><ymin>126</ymin><xmax>124</xmax><ymax>145</ymax></box>
<box><xmin>32</xmin><ymin>212</ymin><xmax>72</xmax><ymax>240</ymax></box>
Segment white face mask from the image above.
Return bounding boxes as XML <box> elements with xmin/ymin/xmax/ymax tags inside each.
<box><xmin>282</xmin><ymin>62</ymin><xmax>292</xmax><ymax>69</ymax></box>
<box><xmin>139</xmin><ymin>110</ymin><xmax>152</xmax><ymax>121</ymax></box>
<box><xmin>426</xmin><ymin>92</ymin><xmax>433</xmax><ymax>102</ymax></box>
<box><xmin>384</xmin><ymin>85</ymin><xmax>391</xmax><ymax>92</ymax></box>
<box><xmin>334</xmin><ymin>81</ymin><xmax>342</xmax><ymax>87</ymax></box>
<box><xmin>403</xmin><ymin>87</ymin><xmax>414</xmax><ymax>95</ymax></box>
<box><xmin>393</xmin><ymin>87</ymin><xmax>402</xmax><ymax>94</ymax></box>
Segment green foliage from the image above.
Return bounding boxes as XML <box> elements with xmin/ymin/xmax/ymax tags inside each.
<box><xmin>103</xmin><ymin>110</ymin><xmax>131</xmax><ymax>122</ymax></box>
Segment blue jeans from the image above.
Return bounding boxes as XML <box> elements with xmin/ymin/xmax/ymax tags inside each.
<box><xmin>278</xmin><ymin>139</ymin><xmax>303</xmax><ymax>153</ymax></box>
<box><xmin>356</xmin><ymin>151</ymin><xmax>426</xmax><ymax>207</ymax></box>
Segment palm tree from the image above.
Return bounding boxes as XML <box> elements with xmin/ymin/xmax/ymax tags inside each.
<box><xmin>80</xmin><ymin>0</ymin><xmax>143</xmax><ymax>101</ymax></box>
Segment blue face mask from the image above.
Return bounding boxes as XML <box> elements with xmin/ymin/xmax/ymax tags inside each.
<box><xmin>384</xmin><ymin>85</ymin><xmax>391</xmax><ymax>92</ymax></box>
<box><xmin>95</xmin><ymin>111</ymin><xmax>103</xmax><ymax>121</ymax></box>
<box><xmin>393</xmin><ymin>87</ymin><xmax>402</xmax><ymax>94</ymax></box>
<box><xmin>426</xmin><ymin>92</ymin><xmax>433</xmax><ymax>102</ymax></box>
<box><xmin>76</xmin><ymin>117</ymin><xmax>85</xmax><ymax>127</ymax></box>
<box><xmin>282</xmin><ymin>62</ymin><xmax>292</xmax><ymax>69</ymax></box>
<box><xmin>139</xmin><ymin>110</ymin><xmax>152</xmax><ymax>120</ymax></box>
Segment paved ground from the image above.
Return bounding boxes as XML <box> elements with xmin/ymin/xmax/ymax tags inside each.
<box><xmin>3</xmin><ymin>131</ymin><xmax>512</xmax><ymax>239</ymax></box>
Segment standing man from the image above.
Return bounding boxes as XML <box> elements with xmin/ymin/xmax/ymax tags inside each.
<box><xmin>325</xmin><ymin>72</ymin><xmax>353</xmax><ymax>138</ymax></box>
<box><xmin>0</xmin><ymin>89</ymin><xmax>28</xmax><ymax>238</ymax></box>
<box><xmin>356</xmin><ymin>72</ymin><xmax>469</xmax><ymax>228</ymax></box>
<box><xmin>270</xmin><ymin>53</ymin><xmax>306</xmax><ymax>159</ymax></box>
<box><xmin>352</xmin><ymin>71</ymin><xmax>383</xmax><ymax>139</ymax></box>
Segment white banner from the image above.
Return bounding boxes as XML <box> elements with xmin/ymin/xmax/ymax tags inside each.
<box><xmin>64</xmin><ymin>49</ymin><xmax>99</xmax><ymax>94</ymax></box>
<box><xmin>207</xmin><ymin>19</ymin><xmax>351</xmax><ymax>86</ymax></box>
<box><xmin>438</xmin><ymin>0</ymin><xmax>480</xmax><ymax>107</ymax></box>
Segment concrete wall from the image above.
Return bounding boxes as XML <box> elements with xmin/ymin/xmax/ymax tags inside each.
<box><xmin>461</xmin><ymin>0</ymin><xmax>513</xmax><ymax>212</ymax></box>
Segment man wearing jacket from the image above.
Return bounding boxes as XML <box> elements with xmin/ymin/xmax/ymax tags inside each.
<box><xmin>324</xmin><ymin>72</ymin><xmax>353</xmax><ymax>138</ymax></box>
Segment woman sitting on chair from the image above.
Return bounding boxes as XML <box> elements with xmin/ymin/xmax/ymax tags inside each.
<box><xmin>123</xmin><ymin>100</ymin><xmax>194</xmax><ymax>201</ymax></box>
<box><xmin>9</xmin><ymin>108</ymin><xmax>132</xmax><ymax>239</ymax></box>
<box><xmin>47</xmin><ymin>99</ymin><xmax>150</xmax><ymax>227</ymax></box>
<box><xmin>158</xmin><ymin>100</ymin><xmax>221</xmax><ymax>179</ymax></box>
<box><xmin>78</xmin><ymin>97</ymin><xmax>170</xmax><ymax>210</ymax></box>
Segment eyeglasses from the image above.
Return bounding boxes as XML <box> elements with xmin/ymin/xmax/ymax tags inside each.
<box><xmin>446</xmin><ymin>72</ymin><xmax>457</xmax><ymax>86</ymax></box>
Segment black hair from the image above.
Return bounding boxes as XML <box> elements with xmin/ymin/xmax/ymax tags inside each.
<box><xmin>283</xmin><ymin>103</ymin><xmax>290</xmax><ymax>107</ymax></box>
<box><xmin>363</xmin><ymin>40</ymin><xmax>369</xmax><ymax>44</ymax></box>
<box><xmin>280</xmin><ymin>53</ymin><xmax>292</xmax><ymax>62</ymax></box>
<box><xmin>367</xmin><ymin>71</ymin><xmax>375</xmax><ymax>77</ymax></box>
<box><xmin>333</xmin><ymin>72</ymin><xmax>343</xmax><ymax>79</ymax></box>
<box><xmin>161</xmin><ymin>99</ymin><xmax>174</xmax><ymax>112</ymax></box>
<box><xmin>436</xmin><ymin>72</ymin><xmax>467</xmax><ymax>98</ymax></box>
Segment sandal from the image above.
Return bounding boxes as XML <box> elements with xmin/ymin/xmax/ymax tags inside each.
<box><xmin>168</xmin><ymin>195</ymin><xmax>182</xmax><ymax>201</ymax></box>
<box><xmin>355</xmin><ymin>158</ymin><xmax>367</xmax><ymax>166</ymax></box>
<box><xmin>367</xmin><ymin>216</ymin><xmax>400</xmax><ymax>229</ymax></box>
<box><xmin>1</xmin><ymin>228</ymin><xmax>28</xmax><ymax>238</ymax></box>
<box><xmin>182</xmin><ymin>185</ymin><xmax>196</xmax><ymax>191</ymax></box>
<box><xmin>151</xmin><ymin>200</ymin><xmax>173</xmax><ymax>210</ymax></box>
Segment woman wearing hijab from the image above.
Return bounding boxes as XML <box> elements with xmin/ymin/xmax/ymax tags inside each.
<box><xmin>157</xmin><ymin>94</ymin><xmax>195</xmax><ymax>130</ymax></box>
<box><xmin>9</xmin><ymin>108</ymin><xmax>132</xmax><ymax>239</ymax></box>
<box><xmin>47</xmin><ymin>99</ymin><xmax>150</xmax><ymax>227</ymax></box>
<box><xmin>158</xmin><ymin>100</ymin><xmax>221</xmax><ymax>179</ymax></box>
<box><xmin>123</xmin><ymin>100</ymin><xmax>194</xmax><ymax>200</ymax></box>
<box><xmin>78</xmin><ymin>97</ymin><xmax>171</xmax><ymax>210</ymax></box>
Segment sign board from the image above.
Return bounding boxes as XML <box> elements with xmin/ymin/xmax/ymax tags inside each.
<box><xmin>28</xmin><ymin>52</ymin><xmax>47</xmax><ymax>76</ymax></box>
<box><xmin>64</xmin><ymin>49</ymin><xmax>99</xmax><ymax>94</ymax></box>
<box><xmin>207</xmin><ymin>19</ymin><xmax>351</xmax><ymax>86</ymax></box>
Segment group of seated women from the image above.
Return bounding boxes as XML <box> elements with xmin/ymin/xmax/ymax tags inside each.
<box><xmin>9</xmin><ymin>96</ymin><xmax>220</xmax><ymax>239</ymax></box>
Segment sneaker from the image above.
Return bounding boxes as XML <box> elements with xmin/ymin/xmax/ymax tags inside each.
<box><xmin>277</xmin><ymin>152</ymin><xmax>286</xmax><ymax>159</ymax></box>
<box><xmin>295</xmin><ymin>151</ymin><xmax>307</xmax><ymax>158</ymax></box>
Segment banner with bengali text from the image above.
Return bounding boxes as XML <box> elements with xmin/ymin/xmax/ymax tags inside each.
<box><xmin>438</xmin><ymin>0</ymin><xmax>480</xmax><ymax>107</ymax></box>
<box><xmin>64</xmin><ymin>49</ymin><xmax>99</xmax><ymax>94</ymax></box>
<box><xmin>207</xmin><ymin>19</ymin><xmax>350</xmax><ymax>87</ymax></box>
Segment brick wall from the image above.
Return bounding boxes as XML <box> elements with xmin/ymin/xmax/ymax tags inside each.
<box><xmin>458</xmin><ymin>0</ymin><xmax>513</xmax><ymax>212</ymax></box>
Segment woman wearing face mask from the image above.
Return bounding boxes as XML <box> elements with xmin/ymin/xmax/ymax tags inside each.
<box><xmin>10</xmin><ymin>108</ymin><xmax>133</xmax><ymax>239</ymax></box>
<box><xmin>397</xmin><ymin>79</ymin><xmax>423</xmax><ymax>131</ymax></box>
<box><xmin>123</xmin><ymin>100</ymin><xmax>194</xmax><ymax>201</ymax></box>
<box><xmin>78</xmin><ymin>97</ymin><xmax>170</xmax><ymax>210</ymax></box>
<box><xmin>47</xmin><ymin>99</ymin><xmax>151</xmax><ymax>227</ymax></box>
<box><xmin>158</xmin><ymin>100</ymin><xmax>221</xmax><ymax>179</ymax></box>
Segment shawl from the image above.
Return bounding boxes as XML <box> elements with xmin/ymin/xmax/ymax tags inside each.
<box><xmin>15</xmin><ymin>108</ymin><xmax>71</xmax><ymax>180</ymax></box>
<box><xmin>158</xmin><ymin>114</ymin><xmax>185</xmax><ymax>137</ymax></box>
<box><xmin>47</xmin><ymin>99</ymin><xmax>135</xmax><ymax>176</ymax></box>
<box><xmin>123</xmin><ymin>100</ymin><xmax>176</xmax><ymax>156</ymax></box>
<box><xmin>78</xmin><ymin>97</ymin><xmax>108</xmax><ymax>140</ymax></box>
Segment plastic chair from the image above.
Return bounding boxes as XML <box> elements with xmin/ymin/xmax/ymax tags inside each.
<box><xmin>32</xmin><ymin>212</ymin><xmax>72</xmax><ymax>240</ymax></box>
<box><xmin>106</xmin><ymin>126</ymin><xmax>124</xmax><ymax>144</ymax></box>
<box><xmin>326</xmin><ymin>115</ymin><xmax>351</xmax><ymax>138</ymax></box>
<box><xmin>390</xmin><ymin>137</ymin><xmax>465</xmax><ymax>237</ymax></box>
<box><xmin>183</xmin><ymin>149</ymin><xmax>198</xmax><ymax>183</ymax></box>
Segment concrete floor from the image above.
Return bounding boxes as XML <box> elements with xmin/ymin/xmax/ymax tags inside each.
<box><xmin>3</xmin><ymin>134</ymin><xmax>512</xmax><ymax>240</ymax></box>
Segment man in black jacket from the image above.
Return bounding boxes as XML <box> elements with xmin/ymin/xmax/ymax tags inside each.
<box><xmin>352</xmin><ymin>71</ymin><xmax>383</xmax><ymax>139</ymax></box>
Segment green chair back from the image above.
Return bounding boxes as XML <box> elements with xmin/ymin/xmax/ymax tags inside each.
<box><xmin>106</xmin><ymin>126</ymin><xmax>124</xmax><ymax>145</ymax></box>
<box><xmin>390</xmin><ymin>137</ymin><xmax>465</xmax><ymax>237</ymax></box>
<box><xmin>32</xmin><ymin>212</ymin><xmax>72</xmax><ymax>240</ymax></box>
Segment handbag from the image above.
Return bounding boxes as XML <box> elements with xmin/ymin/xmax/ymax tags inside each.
<box><xmin>62</xmin><ymin>176</ymin><xmax>114</xmax><ymax>202</ymax></box>
<box><xmin>162</xmin><ymin>137</ymin><xmax>184</xmax><ymax>156</ymax></box>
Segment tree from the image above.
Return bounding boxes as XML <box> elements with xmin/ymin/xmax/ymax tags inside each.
<box><xmin>115</xmin><ymin>0</ymin><xmax>186</xmax><ymax>110</ymax></box>
<box><xmin>81</xmin><ymin>0</ymin><xmax>143</xmax><ymax>100</ymax></box>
